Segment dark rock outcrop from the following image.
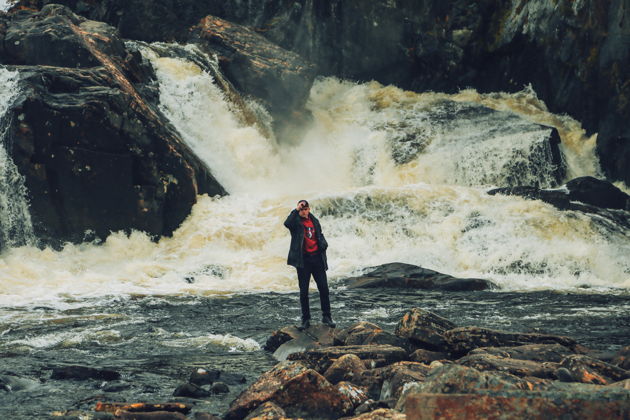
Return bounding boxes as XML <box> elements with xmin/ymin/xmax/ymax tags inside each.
<box><xmin>50</xmin><ymin>365</ymin><xmax>120</xmax><ymax>381</ymax></box>
<box><xmin>457</xmin><ymin>353</ymin><xmax>557</xmax><ymax>379</ymax></box>
<box><xmin>1</xmin><ymin>5</ymin><xmax>225</xmax><ymax>244</ymax></box>
<box><xmin>560</xmin><ymin>354</ymin><xmax>630</xmax><ymax>385</ymax></box>
<box><xmin>9</xmin><ymin>1</ymin><xmax>630</xmax><ymax>184</ymax></box>
<box><xmin>172</xmin><ymin>383</ymin><xmax>211</xmax><ymax>398</ymax></box>
<box><xmin>344</xmin><ymin>263</ymin><xmax>497</xmax><ymax>291</ymax></box>
<box><xmin>469</xmin><ymin>343</ymin><xmax>577</xmax><ymax>363</ymax></box>
<box><xmin>287</xmin><ymin>345</ymin><xmax>408</xmax><ymax>373</ymax></box>
<box><xmin>394</xmin><ymin>308</ymin><xmax>457</xmax><ymax>352</ymax></box>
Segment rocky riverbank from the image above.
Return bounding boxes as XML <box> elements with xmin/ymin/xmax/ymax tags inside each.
<box><xmin>42</xmin><ymin>306</ymin><xmax>630</xmax><ymax>419</ymax></box>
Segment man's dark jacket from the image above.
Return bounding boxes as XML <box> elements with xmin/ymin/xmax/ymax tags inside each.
<box><xmin>284</xmin><ymin>209</ymin><xmax>328</xmax><ymax>269</ymax></box>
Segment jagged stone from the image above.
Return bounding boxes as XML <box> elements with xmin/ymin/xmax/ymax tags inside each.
<box><xmin>395</xmin><ymin>308</ymin><xmax>456</xmax><ymax>352</ymax></box>
<box><xmin>346</xmin><ymin>408</ymin><xmax>405</xmax><ymax>420</ymax></box>
<box><xmin>560</xmin><ymin>354</ymin><xmax>630</xmax><ymax>385</ymax></box>
<box><xmin>409</xmin><ymin>349</ymin><xmax>450</xmax><ymax>364</ymax></box>
<box><xmin>243</xmin><ymin>401</ymin><xmax>286</xmax><ymax>420</ymax></box>
<box><xmin>469</xmin><ymin>343</ymin><xmax>576</xmax><ymax>363</ymax></box>
<box><xmin>269</xmin><ymin>324</ymin><xmax>336</xmax><ymax>361</ymax></box>
<box><xmin>323</xmin><ymin>354</ymin><xmax>366</xmax><ymax>385</ymax></box>
<box><xmin>378</xmin><ymin>362</ymin><xmax>431</xmax><ymax>401</ymax></box>
<box><xmin>334</xmin><ymin>321</ymin><xmax>409</xmax><ymax>350</ymax></box>
<box><xmin>443</xmin><ymin>326</ymin><xmax>581</xmax><ymax>357</ymax></box>
<box><xmin>457</xmin><ymin>354</ymin><xmax>557</xmax><ymax>379</ymax></box>
<box><xmin>612</xmin><ymin>346</ymin><xmax>630</xmax><ymax>370</ymax></box>
<box><xmin>287</xmin><ymin>345</ymin><xmax>408</xmax><ymax>373</ymax></box>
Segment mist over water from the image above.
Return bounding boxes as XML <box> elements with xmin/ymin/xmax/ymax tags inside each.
<box><xmin>0</xmin><ymin>46</ymin><xmax>628</xmax><ymax>312</ymax></box>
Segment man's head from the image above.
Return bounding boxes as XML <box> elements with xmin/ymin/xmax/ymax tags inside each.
<box><xmin>297</xmin><ymin>200</ymin><xmax>310</xmax><ymax>218</ymax></box>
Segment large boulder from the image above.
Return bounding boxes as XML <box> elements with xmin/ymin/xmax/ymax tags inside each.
<box><xmin>334</xmin><ymin>321</ymin><xmax>409</xmax><ymax>350</ymax></box>
<box><xmin>394</xmin><ymin>308</ymin><xmax>456</xmax><ymax>352</ymax></box>
<box><xmin>224</xmin><ymin>361</ymin><xmax>354</xmax><ymax>420</ymax></box>
<box><xmin>1</xmin><ymin>5</ymin><xmax>225</xmax><ymax>244</ymax></box>
<box><xmin>345</xmin><ymin>263</ymin><xmax>497</xmax><ymax>292</ymax></box>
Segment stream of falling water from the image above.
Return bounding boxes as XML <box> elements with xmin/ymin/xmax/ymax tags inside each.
<box><xmin>0</xmin><ymin>46</ymin><xmax>628</xmax><ymax>312</ymax></box>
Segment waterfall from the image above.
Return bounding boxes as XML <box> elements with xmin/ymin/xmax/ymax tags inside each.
<box><xmin>0</xmin><ymin>68</ymin><xmax>35</xmax><ymax>249</ymax></box>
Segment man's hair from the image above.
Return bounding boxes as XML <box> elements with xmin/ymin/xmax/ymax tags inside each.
<box><xmin>297</xmin><ymin>199</ymin><xmax>309</xmax><ymax>208</ymax></box>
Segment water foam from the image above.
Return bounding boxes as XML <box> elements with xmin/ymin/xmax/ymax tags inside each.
<box><xmin>0</xmin><ymin>48</ymin><xmax>627</xmax><ymax>308</ymax></box>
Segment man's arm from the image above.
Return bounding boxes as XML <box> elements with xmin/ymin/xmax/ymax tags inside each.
<box><xmin>284</xmin><ymin>209</ymin><xmax>301</xmax><ymax>230</ymax></box>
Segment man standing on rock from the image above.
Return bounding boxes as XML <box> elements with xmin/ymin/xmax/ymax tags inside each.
<box><xmin>284</xmin><ymin>200</ymin><xmax>335</xmax><ymax>330</ymax></box>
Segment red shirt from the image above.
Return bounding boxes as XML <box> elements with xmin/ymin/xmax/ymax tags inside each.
<box><xmin>301</xmin><ymin>217</ymin><xmax>319</xmax><ymax>254</ymax></box>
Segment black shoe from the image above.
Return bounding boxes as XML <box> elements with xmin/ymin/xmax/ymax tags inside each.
<box><xmin>322</xmin><ymin>315</ymin><xmax>336</xmax><ymax>328</ymax></box>
<box><xmin>297</xmin><ymin>319</ymin><xmax>311</xmax><ymax>331</ymax></box>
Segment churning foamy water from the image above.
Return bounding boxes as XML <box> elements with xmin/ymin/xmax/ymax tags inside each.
<box><xmin>0</xmin><ymin>46</ymin><xmax>628</xmax><ymax>309</ymax></box>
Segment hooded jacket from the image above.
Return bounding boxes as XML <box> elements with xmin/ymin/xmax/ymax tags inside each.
<box><xmin>284</xmin><ymin>209</ymin><xmax>328</xmax><ymax>269</ymax></box>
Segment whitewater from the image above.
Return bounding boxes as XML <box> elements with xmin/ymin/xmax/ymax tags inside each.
<box><xmin>0</xmin><ymin>44</ymin><xmax>628</xmax><ymax>311</ymax></box>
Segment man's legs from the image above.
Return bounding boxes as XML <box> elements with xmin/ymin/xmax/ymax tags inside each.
<box><xmin>296</xmin><ymin>265</ymin><xmax>312</xmax><ymax>323</ymax></box>
<box><xmin>311</xmin><ymin>255</ymin><xmax>334</xmax><ymax>327</ymax></box>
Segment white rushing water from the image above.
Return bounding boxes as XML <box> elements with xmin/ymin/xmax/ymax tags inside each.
<box><xmin>0</xmin><ymin>46</ymin><xmax>628</xmax><ymax>309</ymax></box>
<box><xmin>0</xmin><ymin>0</ymin><xmax>12</xmax><ymax>12</ymax></box>
<box><xmin>0</xmin><ymin>68</ymin><xmax>35</xmax><ymax>249</ymax></box>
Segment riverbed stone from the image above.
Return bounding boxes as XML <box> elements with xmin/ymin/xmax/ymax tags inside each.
<box><xmin>469</xmin><ymin>343</ymin><xmax>576</xmax><ymax>363</ymax></box>
<box><xmin>612</xmin><ymin>345</ymin><xmax>630</xmax><ymax>370</ymax></box>
<box><xmin>443</xmin><ymin>326</ymin><xmax>581</xmax><ymax>357</ymax></box>
<box><xmin>457</xmin><ymin>353</ymin><xmax>557</xmax><ymax>379</ymax></box>
<box><xmin>287</xmin><ymin>345</ymin><xmax>408</xmax><ymax>373</ymax></box>
<box><xmin>378</xmin><ymin>361</ymin><xmax>431</xmax><ymax>401</ymax></box>
<box><xmin>334</xmin><ymin>321</ymin><xmax>408</xmax><ymax>350</ymax></box>
<box><xmin>409</xmin><ymin>349</ymin><xmax>450</xmax><ymax>364</ymax></box>
<box><xmin>172</xmin><ymin>383</ymin><xmax>211</xmax><ymax>398</ymax></box>
<box><xmin>243</xmin><ymin>401</ymin><xmax>286</xmax><ymax>420</ymax></box>
<box><xmin>337</xmin><ymin>381</ymin><xmax>369</xmax><ymax>408</ymax></box>
<box><xmin>323</xmin><ymin>353</ymin><xmax>365</xmax><ymax>385</ymax></box>
<box><xmin>394</xmin><ymin>308</ymin><xmax>456</xmax><ymax>352</ymax></box>
<box><xmin>51</xmin><ymin>365</ymin><xmax>120</xmax><ymax>381</ymax></box>
<box><xmin>344</xmin><ymin>263</ymin><xmax>496</xmax><ymax>291</ymax></box>
<box><xmin>269</xmin><ymin>324</ymin><xmax>337</xmax><ymax>361</ymax></box>
<box><xmin>560</xmin><ymin>354</ymin><xmax>630</xmax><ymax>385</ymax></box>
<box><xmin>347</xmin><ymin>408</ymin><xmax>405</xmax><ymax>420</ymax></box>
<box><xmin>405</xmin><ymin>391</ymin><xmax>630</xmax><ymax>419</ymax></box>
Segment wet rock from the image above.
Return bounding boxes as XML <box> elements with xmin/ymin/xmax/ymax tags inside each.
<box><xmin>225</xmin><ymin>360</ymin><xmax>353</xmax><ymax>420</ymax></box>
<box><xmin>270</xmin><ymin>324</ymin><xmax>336</xmax><ymax>361</ymax></box>
<box><xmin>323</xmin><ymin>353</ymin><xmax>366</xmax><ymax>385</ymax></box>
<box><xmin>172</xmin><ymin>383</ymin><xmax>211</xmax><ymax>398</ymax></box>
<box><xmin>612</xmin><ymin>346</ymin><xmax>630</xmax><ymax>370</ymax></box>
<box><xmin>243</xmin><ymin>401</ymin><xmax>286</xmax><ymax>420</ymax></box>
<box><xmin>353</xmin><ymin>369</ymin><xmax>387</xmax><ymax>401</ymax></box>
<box><xmin>560</xmin><ymin>354</ymin><xmax>630</xmax><ymax>385</ymax></box>
<box><xmin>443</xmin><ymin>326</ymin><xmax>581</xmax><ymax>357</ymax></box>
<box><xmin>189</xmin><ymin>368</ymin><xmax>221</xmax><ymax>386</ymax></box>
<box><xmin>394</xmin><ymin>308</ymin><xmax>456</xmax><ymax>352</ymax></box>
<box><xmin>95</xmin><ymin>402</ymin><xmax>192</xmax><ymax>415</ymax></box>
<box><xmin>336</xmin><ymin>381</ymin><xmax>369</xmax><ymax>408</ymax></box>
<box><xmin>378</xmin><ymin>362</ymin><xmax>431</xmax><ymax>401</ymax></box>
<box><xmin>406</xmin><ymin>391</ymin><xmax>630</xmax><ymax>420</ymax></box>
<box><xmin>50</xmin><ymin>365</ymin><xmax>120</xmax><ymax>381</ymax></box>
<box><xmin>264</xmin><ymin>327</ymin><xmax>300</xmax><ymax>352</ymax></box>
<box><xmin>116</xmin><ymin>412</ymin><xmax>187</xmax><ymax>420</ymax></box>
<box><xmin>101</xmin><ymin>381</ymin><xmax>131</xmax><ymax>392</ymax></box>
<box><xmin>0</xmin><ymin>374</ymin><xmax>39</xmax><ymax>392</ymax></box>
<box><xmin>457</xmin><ymin>353</ymin><xmax>557</xmax><ymax>379</ymax></box>
<box><xmin>344</xmin><ymin>263</ymin><xmax>496</xmax><ymax>291</ymax></box>
<box><xmin>287</xmin><ymin>345</ymin><xmax>408</xmax><ymax>373</ymax></box>
<box><xmin>2</xmin><ymin>5</ymin><xmax>225</xmax><ymax>245</ymax></box>
<box><xmin>194</xmin><ymin>414</ymin><xmax>221</xmax><ymax>420</ymax></box>
<box><xmin>189</xmin><ymin>15</ymin><xmax>316</xmax><ymax>136</ymax></box>
<box><xmin>469</xmin><ymin>343</ymin><xmax>576</xmax><ymax>363</ymax></box>
<box><xmin>334</xmin><ymin>321</ymin><xmax>409</xmax><ymax>350</ymax></box>
<box><xmin>210</xmin><ymin>382</ymin><xmax>229</xmax><ymax>394</ymax></box>
<box><xmin>609</xmin><ymin>379</ymin><xmax>630</xmax><ymax>390</ymax></box>
<box><xmin>409</xmin><ymin>349</ymin><xmax>450</xmax><ymax>364</ymax></box>
<box><xmin>347</xmin><ymin>408</ymin><xmax>405</xmax><ymax>420</ymax></box>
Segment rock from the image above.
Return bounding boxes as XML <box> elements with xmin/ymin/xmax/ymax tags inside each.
<box><xmin>560</xmin><ymin>355</ymin><xmax>630</xmax><ymax>385</ymax></box>
<box><xmin>189</xmin><ymin>368</ymin><xmax>220</xmax><ymax>386</ymax></box>
<box><xmin>50</xmin><ymin>366</ymin><xmax>120</xmax><ymax>381</ymax></box>
<box><xmin>336</xmin><ymin>381</ymin><xmax>369</xmax><ymax>408</ymax></box>
<box><xmin>394</xmin><ymin>308</ymin><xmax>456</xmax><ymax>352</ymax></box>
<box><xmin>194</xmin><ymin>414</ymin><xmax>221</xmax><ymax>420</ymax></box>
<box><xmin>469</xmin><ymin>343</ymin><xmax>576</xmax><ymax>363</ymax></box>
<box><xmin>270</xmin><ymin>324</ymin><xmax>336</xmax><ymax>361</ymax></box>
<box><xmin>189</xmin><ymin>15</ymin><xmax>316</xmax><ymax>137</ymax></box>
<box><xmin>116</xmin><ymin>412</ymin><xmax>187</xmax><ymax>420</ymax></box>
<box><xmin>101</xmin><ymin>381</ymin><xmax>131</xmax><ymax>392</ymax></box>
<box><xmin>347</xmin><ymin>408</ymin><xmax>405</xmax><ymax>420</ymax></box>
<box><xmin>210</xmin><ymin>382</ymin><xmax>229</xmax><ymax>394</ymax></box>
<box><xmin>378</xmin><ymin>362</ymin><xmax>431</xmax><ymax>401</ymax></box>
<box><xmin>243</xmin><ymin>401</ymin><xmax>286</xmax><ymax>420</ymax></box>
<box><xmin>334</xmin><ymin>322</ymin><xmax>409</xmax><ymax>350</ymax></box>
<box><xmin>224</xmin><ymin>361</ymin><xmax>353</xmax><ymax>420</ymax></box>
<box><xmin>172</xmin><ymin>383</ymin><xmax>211</xmax><ymax>398</ymax></box>
<box><xmin>2</xmin><ymin>5</ymin><xmax>225</xmax><ymax>245</ymax></box>
<box><xmin>405</xmin><ymin>391</ymin><xmax>630</xmax><ymax>419</ymax></box>
<box><xmin>409</xmin><ymin>349</ymin><xmax>450</xmax><ymax>364</ymax></box>
<box><xmin>264</xmin><ymin>327</ymin><xmax>300</xmax><ymax>352</ymax></box>
<box><xmin>287</xmin><ymin>345</ymin><xmax>408</xmax><ymax>373</ymax></box>
<box><xmin>323</xmin><ymin>354</ymin><xmax>366</xmax><ymax>385</ymax></box>
<box><xmin>612</xmin><ymin>346</ymin><xmax>630</xmax><ymax>370</ymax></box>
<box><xmin>95</xmin><ymin>402</ymin><xmax>192</xmax><ymax>415</ymax></box>
<box><xmin>0</xmin><ymin>374</ymin><xmax>39</xmax><ymax>392</ymax></box>
<box><xmin>609</xmin><ymin>379</ymin><xmax>630</xmax><ymax>390</ymax></box>
<box><xmin>565</xmin><ymin>177</ymin><xmax>630</xmax><ymax>210</ymax></box>
<box><xmin>457</xmin><ymin>353</ymin><xmax>557</xmax><ymax>379</ymax></box>
<box><xmin>443</xmin><ymin>326</ymin><xmax>582</xmax><ymax>357</ymax></box>
<box><xmin>345</xmin><ymin>263</ymin><xmax>496</xmax><ymax>291</ymax></box>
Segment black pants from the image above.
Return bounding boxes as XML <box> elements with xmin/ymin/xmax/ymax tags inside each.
<box><xmin>297</xmin><ymin>252</ymin><xmax>331</xmax><ymax>321</ymax></box>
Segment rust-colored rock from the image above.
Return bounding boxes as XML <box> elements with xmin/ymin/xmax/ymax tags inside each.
<box><xmin>379</xmin><ymin>361</ymin><xmax>431</xmax><ymax>400</ymax></box>
<box><xmin>406</xmin><ymin>392</ymin><xmax>630</xmax><ymax>419</ymax></box>
<box><xmin>409</xmin><ymin>349</ymin><xmax>450</xmax><ymax>364</ymax></box>
<box><xmin>116</xmin><ymin>412</ymin><xmax>187</xmax><ymax>420</ymax></box>
<box><xmin>269</xmin><ymin>324</ymin><xmax>337</xmax><ymax>361</ymax></box>
<box><xmin>458</xmin><ymin>353</ymin><xmax>558</xmax><ymax>379</ymax></box>
<box><xmin>323</xmin><ymin>353</ymin><xmax>366</xmax><ymax>384</ymax></box>
<box><xmin>336</xmin><ymin>381</ymin><xmax>369</xmax><ymax>408</ymax></box>
<box><xmin>225</xmin><ymin>361</ymin><xmax>353</xmax><ymax>420</ymax></box>
<box><xmin>469</xmin><ymin>343</ymin><xmax>576</xmax><ymax>363</ymax></box>
<box><xmin>95</xmin><ymin>402</ymin><xmax>191</xmax><ymax>415</ymax></box>
<box><xmin>347</xmin><ymin>408</ymin><xmax>405</xmax><ymax>420</ymax></box>
<box><xmin>560</xmin><ymin>354</ymin><xmax>630</xmax><ymax>385</ymax></box>
<box><xmin>444</xmin><ymin>326</ymin><xmax>581</xmax><ymax>357</ymax></box>
<box><xmin>334</xmin><ymin>321</ymin><xmax>408</xmax><ymax>349</ymax></box>
<box><xmin>612</xmin><ymin>345</ymin><xmax>630</xmax><ymax>370</ymax></box>
<box><xmin>243</xmin><ymin>401</ymin><xmax>286</xmax><ymax>420</ymax></box>
<box><xmin>287</xmin><ymin>345</ymin><xmax>408</xmax><ymax>373</ymax></box>
<box><xmin>395</xmin><ymin>308</ymin><xmax>456</xmax><ymax>351</ymax></box>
